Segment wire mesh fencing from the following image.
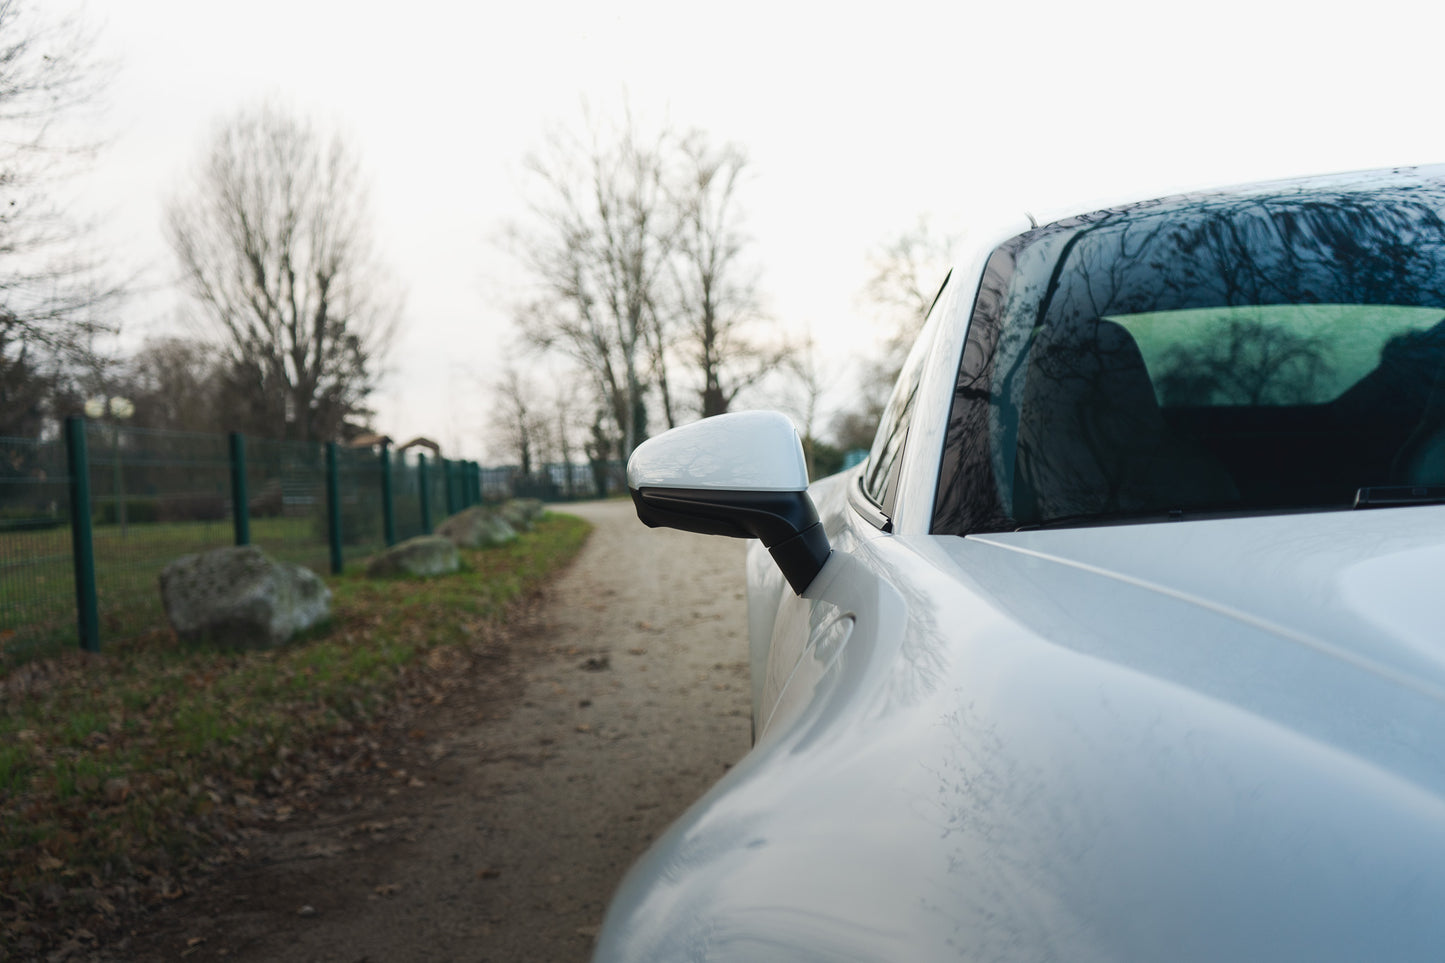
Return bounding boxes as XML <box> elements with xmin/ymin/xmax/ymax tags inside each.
<box><xmin>335</xmin><ymin>445</ymin><xmax>387</xmax><ymax>561</ymax></box>
<box><xmin>244</xmin><ymin>437</ymin><xmax>331</xmax><ymax>574</ymax></box>
<box><xmin>0</xmin><ymin>421</ymin><xmax>532</xmax><ymax>666</ymax></box>
<box><xmin>0</xmin><ymin>435</ymin><xmax>77</xmax><ymax>657</ymax></box>
<box><xmin>84</xmin><ymin>425</ymin><xmax>236</xmax><ymax>648</ymax></box>
<box><xmin>393</xmin><ymin>449</ymin><xmax>432</xmax><ymax>542</ymax></box>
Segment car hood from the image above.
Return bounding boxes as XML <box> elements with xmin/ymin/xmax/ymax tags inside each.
<box><xmin>596</xmin><ymin>506</ymin><xmax>1445</xmax><ymax>962</ymax></box>
<box><xmin>958</xmin><ymin>505</ymin><xmax>1445</xmax><ymax>702</ymax></box>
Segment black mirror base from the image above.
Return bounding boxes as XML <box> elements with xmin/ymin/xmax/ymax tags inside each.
<box><xmin>768</xmin><ymin>523</ymin><xmax>831</xmax><ymax>595</ymax></box>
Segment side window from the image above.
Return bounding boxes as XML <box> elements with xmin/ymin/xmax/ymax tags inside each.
<box><xmin>861</xmin><ymin>274</ymin><xmax>952</xmax><ymax>515</ymax></box>
<box><xmin>862</xmin><ymin>373</ymin><xmax>921</xmax><ymax>511</ymax></box>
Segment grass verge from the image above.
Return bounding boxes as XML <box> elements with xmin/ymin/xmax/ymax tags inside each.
<box><xmin>0</xmin><ymin>511</ymin><xmax>591</xmax><ymax>958</ymax></box>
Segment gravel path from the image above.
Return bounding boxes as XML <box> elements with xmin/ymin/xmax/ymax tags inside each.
<box><xmin>124</xmin><ymin>500</ymin><xmax>751</xmax><ymax>963</ymax></box>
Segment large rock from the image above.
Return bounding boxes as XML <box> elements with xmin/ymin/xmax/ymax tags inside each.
<box><xmin>365</xmin><ymin>534</ymin><xmax>460</xmax><ymax>577</ymax></box>
<box><xmin>497</xmin><ymin>498</ymin><xmax>545</xmax><ymax>532</ymax></box>
<box><xmin>435</xmin><ymin>506</ymin><xmax>517</xmax><ymax>548</ymax></box>
<box><xmin>160</xmin><ymin>546</ymin><xmax>331</xmax><ymax>650</ymax></box>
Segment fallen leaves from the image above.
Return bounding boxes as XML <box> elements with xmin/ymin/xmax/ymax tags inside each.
<box><xmin>0</xmin><ymin>514</ymin><xmax>594</xmax><ymax>960</ymax></box>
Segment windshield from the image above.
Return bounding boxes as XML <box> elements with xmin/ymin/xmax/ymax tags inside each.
<box><xmin>933</xmin><ymin>168</ymin><xmax>1445</xmax><ymax>534</ymax></box>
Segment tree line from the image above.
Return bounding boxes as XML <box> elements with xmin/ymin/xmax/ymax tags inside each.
<box><xmin>0</xmin><ymin>1</ymin><xmax>395</xmax><ymax>447</ymax></box>
<box><xmin>494</xmin><ymin>112</ymin><xmax>957</xmax><ymax>483</ymax></box>
<box><xmin>1</xmin><ymin>0</ymin><xmax>954</xmax><ymax>481</ymax></box>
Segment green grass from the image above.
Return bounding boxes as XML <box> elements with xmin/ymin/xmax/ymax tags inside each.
<box><xmin>0</xmin><ymin>511</ymin><xmax>591</xmax><ymax>955</ymax></box>
<box><xmin>0</xmin><ymin>515</ymin><xmax>368</xmax><ymax>662</ymax></box>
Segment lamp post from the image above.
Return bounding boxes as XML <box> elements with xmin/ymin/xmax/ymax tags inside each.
<box><xmin>85</xmin><ymin>395</ymin><xmax>134</xmax><ymax>537</ymax></box>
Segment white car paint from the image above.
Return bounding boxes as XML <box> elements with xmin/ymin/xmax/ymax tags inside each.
<box><xmin>626</xmin><ymin>410</ymin><xmax>810</xmax><ymax>493</ymax></box>
<box><xmin>603</xmin><ymin>474</ymin><xmax>1445</xmax><ymax>961</ymax></box>
<box><xmin>598</xmin><ymin>167</ymin><xmax>1445</xmax><ymax>961</ymax></box>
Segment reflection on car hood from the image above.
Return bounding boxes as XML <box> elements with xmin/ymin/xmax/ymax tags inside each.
<box><xmin>596</xmin><ymin>506</ymin><xmax>1445</xmax><ymax>962</ymax></box>
<box><xmin>960</xmin><ymin>505</ymin><xmax>1445</xmax><ymax>701</ymax></box>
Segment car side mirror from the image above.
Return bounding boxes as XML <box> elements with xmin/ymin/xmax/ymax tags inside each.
<box><xmin>627</xmin><ymin>411</ymin><xmax>831</xmax><ymax>595</ymax></box>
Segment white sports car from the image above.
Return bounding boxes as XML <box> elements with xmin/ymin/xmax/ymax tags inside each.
<box><xmin>601</xmin><ymin>166</ymin><xmax>1445</xmax><ymax>961</ymax></box>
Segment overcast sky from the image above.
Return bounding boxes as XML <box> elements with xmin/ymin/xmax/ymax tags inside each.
<box><xmin>67</xmin><ymin>0</ymin><xmax>1445</xmax><ymax>459</ymax></box>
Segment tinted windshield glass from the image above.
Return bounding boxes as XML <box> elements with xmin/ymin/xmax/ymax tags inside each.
<box><xmin>933</xmin><ymin>169</ymin><xmax>1445</xmax><ymax>534</ymax></box>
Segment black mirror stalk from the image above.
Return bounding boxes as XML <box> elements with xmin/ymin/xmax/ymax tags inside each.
<box><xmin>631</xmin><ymin>487</ymin><xmax>832</xmax><ymax>594</ymax></box>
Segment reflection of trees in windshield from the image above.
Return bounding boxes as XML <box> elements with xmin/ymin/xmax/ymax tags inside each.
<box><xmin>1155</xmin><ymin>318</ymin><xmax>1330</xmax><ymax>407</ymax></box>
<box><xmin>1046</xmin><ymin>188</ymin><xmax>1445</xmax><ymax>324</ymax></box>
<box><xmin>933</xmin><ymin>171</ymin><xmax>1445</xmax><ymax>535</ymax></box>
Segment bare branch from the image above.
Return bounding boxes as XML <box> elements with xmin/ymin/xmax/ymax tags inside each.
<box><xmin>166</xmin><ymin>104</ymin><xmax>400</xmax><ymax>442</ymax></box>
<box><xmin>0</xmin><ymin>0</ymin><xmax>122</xmax><ymax>433</ymax></box>
<box><xmin>510</xmin><ymin>111</ymin><xmax>674</xmax><ymax>458</ymax></box>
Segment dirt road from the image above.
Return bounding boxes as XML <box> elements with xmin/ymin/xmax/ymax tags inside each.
<box><xmin>125</xmin><ymin>500</ymin><xmax>751</xmax><ymax>963</ymax></box>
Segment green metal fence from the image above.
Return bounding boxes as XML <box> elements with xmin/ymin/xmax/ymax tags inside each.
<box><xmin>0</xmin><ymin>420</ymin><xmax>492</xmax><ymax>665</ymax></box>
<box><xmin>0</xmin><ymin>435</ymin><xmax>77</xmax><ymax>656</ymax></box>
<box><xmin>86</xmin><ymin>424</ymin><xmax>235</xmax><ymax>649</ymax></box>
<box><xmin>393</xmin><ymin>449</ymin><xmax>449</xmax><ymax>542</ymax></box>
<box><xmin>243</xmin><ymin>435</ymin><xmax>332</xmax><ymax>574</ymax></box>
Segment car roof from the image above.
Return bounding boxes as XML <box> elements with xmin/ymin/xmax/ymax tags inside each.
<box><xmin>1028</xmin><ymin>163</ymin><xmax>1445</xmax><ymax>233</ymax></box>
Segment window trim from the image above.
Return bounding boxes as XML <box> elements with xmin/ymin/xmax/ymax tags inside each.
<box><xmin>850</xmin><ymin>471</ymin><xmax>892</xmax><ymax>532</ymax></box>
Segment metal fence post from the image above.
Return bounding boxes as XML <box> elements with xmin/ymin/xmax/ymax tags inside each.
<box><xmin>325</xmin><ymin>442</ymin><xmax>343</xmax><ymax>574</ymax></box>
<box><xmin>229</xmin><ymin>432</ymin><xmax>250</xmax><ymax>546</ymax></box>
<box><xmin>442</xmin><ymin>458</ymin><xmax>456</xmax><ymax>516</ymax></box>
<box><xmin>64</xmin><ymin>416</ymin><xmax>100</xmax><ymax>653</ymax></box>
<box><xmin>417</xmin><ymin>452</ymin><xmax>432</xmax><ymax>534</ymax></box>
<box><xmin>468</xmin><ymin>461</ymin><xmax>479</xmax><ymax>506</ymax></box>
<box><xmin>380</xmin><ymin>440</ymin><xmax>396</xmax><ymax>546</ymax></box>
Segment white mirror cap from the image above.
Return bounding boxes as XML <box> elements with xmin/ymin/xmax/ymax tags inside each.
<box><xmin>626</xmin><ymin>410</ymin><xmax>810</xmax><ymax>493</ymax></box>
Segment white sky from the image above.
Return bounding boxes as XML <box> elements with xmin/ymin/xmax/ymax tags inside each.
<box><xmin>65</xmin><ymin>0</ymin><xmax>1445</xmax><ymax>459</ymax></box>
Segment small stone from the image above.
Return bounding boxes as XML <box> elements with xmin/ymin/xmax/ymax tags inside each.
<box><xmin>297</xmin><ymin>905</ymin><xmax>317</xmax><ymax>918</ymax></box>
<box><xmin>103</xmin><ymin>777</ymin><xmax>130</xmax><ymax>804</ymax></box>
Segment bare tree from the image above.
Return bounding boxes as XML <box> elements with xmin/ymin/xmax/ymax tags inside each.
<box><xmin>862</xmin><ymin>216</ymin><xmax>957</xmax><ymax>328</ymax></box>
<box><xmin>490</xmin><ymin>365</ymin><xmax>548</xmax><ymax>478</ymax></box>
<box><xmin>166</xmin><ymin>104</ymin><xmax>398</xmax><ymax>442</ymax></box>
<box><xmin>781</xmin><ymin>330</ymin><xmax>827</xmax><ymax>478</ymax></box>
<box><xmin>666</xmin><ymin>132</ymin><xmax>776</xmax><ymax>419</ymax></box>
<box><xmin>511</xmin><ymin>111</ymin><xmax>673</xmax><ymax>461</ymax></box>
<box><xmin>832</xmin><ymin>216</ymin><xmax>958</xmax><ymax>447</ymax></box>
<box><xmin>546</xmin><ymin>376</ymin><xmax>589</xmax><ymax>498</ymax></box>
<box><xmin>119</xmin><ymin>336</ymin><xmax>225</xmax><ymax>433</ymax></box>
<box><xmin>862</xmin><ymin>214</ymin><xmax>957</xmax><ymax>385</ymax></box>
<box><xmin>0</xmin><ymin>0</ymin><xmax>120</xmax><ymax>431</ymax></box>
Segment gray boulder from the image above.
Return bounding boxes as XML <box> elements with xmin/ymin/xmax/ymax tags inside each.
<box><xmin>512</xmin><ymin>498</ymin><xmax>546</xmax><ymax>523</ymax></box>
<box><xmin>160</xmin><ymin>546</ymin><xmax>331</xmax><ymax>650</ymax></box>
<box><xmin>435</xmin><ymin>506</ymin><xmax>517</xmax><ymax>548</ymax></box>
<box><xmin>365</xmin><ymin>534</ymin><xmax>460</xmax><ymax>577</ymax></box>
<box><xmin>498</xmin><ymin>498</ymin><xmax>545</xmax><ymax>532</ymax></box>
